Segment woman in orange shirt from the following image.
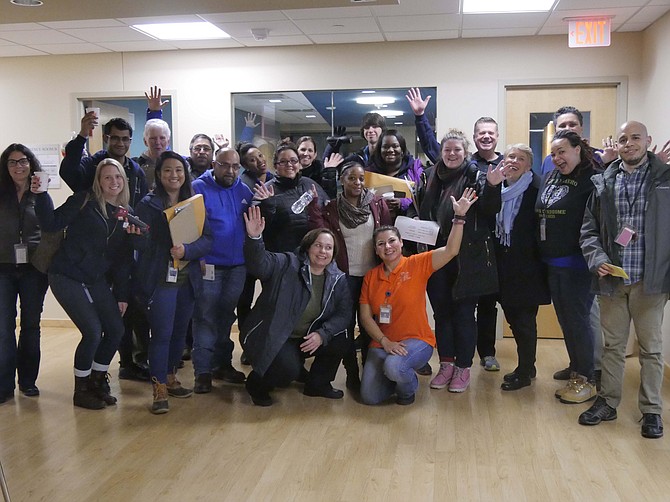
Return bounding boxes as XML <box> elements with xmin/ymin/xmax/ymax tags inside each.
<box><xmin>359</xmin><ymin>188</ymin><xmax>476</xmax><ymax>405</ymax></box>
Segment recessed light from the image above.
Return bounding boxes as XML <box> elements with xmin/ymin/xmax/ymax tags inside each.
<box><xmin>305</xmin><ymin>115</ymin><xmax>316</xmax><ymax>118</ymax></box>
<box><xmin>356</xmin><ymin>96</ymin><xmax>395</xmax><ymax>106</ymax></box>
<box><xmin>463</xmin><ymin>0</ymin><xmax>555</xmax><ymax>14</ymax></box>
<box><xmin>131</xmin><ymin>22</ymin><xmax>230</xmax><ymax>41</ymax></box>
<box><xmin>10</xmin><ymin>0</ymin><xmax>43</xmax><ymax>5</ymax></box>
<box><xmin>394</xmin><ymin>122</ymin><xmax>403</xmax><ymax>125</ymax></box>
<box><xmin>361</xmin><ymin>90</ymin><xmax>376</xmax><ymax>94</ymax></box>
<box><xmin>269</xmin><ymin>99</ymin><xmax>282</xmax><ymax>103</ymax></box>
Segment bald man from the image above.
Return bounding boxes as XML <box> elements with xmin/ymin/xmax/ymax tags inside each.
<box><xmin>579</xmin><ymin>121</ymin><xmax>670</xmax><ymax>439</ymax></box>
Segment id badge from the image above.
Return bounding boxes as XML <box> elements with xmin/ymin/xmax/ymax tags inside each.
<box><xmin>614</xmin><ymin>224</ymin><xmax>637</xmax><ymax>247</ymax></box>
<box><xmin>539</xmin><ymin>218</ymin><xmax>547</xmax><ymax>242</ymax></box>
<box><xmin>14</xmin><ymin>243</ymin><xmax>28</xmax><ymax>264</ymax></box>
<box><xmin>203</xmin><ymin>263</ymin><xmax>215</xmax><ymax>281</ymax></box>
<box><xmin>379</xmin><ymin>305</ymin><xmax>392</xmax><ymax>324</ymax></box>
<box><xmin>166</xmin><ymin>263</ymin><xmax>178</xmax><ymax>283</ymax></box>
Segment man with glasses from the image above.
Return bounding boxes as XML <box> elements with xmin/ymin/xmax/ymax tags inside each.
<box><xmin>190</xmin><ymin>148</ymin><xmax>256</xmax><ymax>392</ymax></box>
<box><xmin>59</xmin><ymin>112</ymin><xmax>151</xmax><ymax>382</ymax></box>
<box><xmin>188</xmin><ymin>134</ymin><xmax>216</xmax><ymax>179</ymax></box>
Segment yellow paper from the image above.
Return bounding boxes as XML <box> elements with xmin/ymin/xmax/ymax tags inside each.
<box><xmin>607</xmin><ymin>264</ymin><xmax>629</xmax><ymax>279</ymax></box>
<box><xmin>163</xmin><ymin>194</ymin><xmax>206</xmax><ymax>270</ymax></box>
<box><xmin>364</xmin><ymin>171</ymin><xmax>415</xmax><ymax>197</ymax></box>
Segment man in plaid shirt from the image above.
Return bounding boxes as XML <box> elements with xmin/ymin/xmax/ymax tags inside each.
<box><xmin>579</xmin><ymin>121</ymin><xmax>670</xmax><ymax>439</ymax></box>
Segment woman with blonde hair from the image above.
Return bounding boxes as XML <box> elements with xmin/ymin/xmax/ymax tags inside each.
<box><xmin>34</xmin><ymin>158</ymin><xmax>136</xmax><ymax>409</ymax></box>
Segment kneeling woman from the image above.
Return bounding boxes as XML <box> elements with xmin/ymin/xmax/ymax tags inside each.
<box><xmin>134</xmin><ymin>151</ymin><xmax>212</xmax><ymax>414</ymax></box>
<box><xmin>359</xmin><ymin>189</ymin><xmax>476</xmax><ymax>405</ymax></box>
<box><xmin>241</xmin><ymin>206</ymin><xmax>352</xmax><ymax>406</ymax></box>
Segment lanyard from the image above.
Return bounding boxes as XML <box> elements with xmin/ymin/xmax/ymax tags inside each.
<box><xmin>622</xmin><ymin>164</ymin><xmax>649</xmax><ymax>220</ymax></box>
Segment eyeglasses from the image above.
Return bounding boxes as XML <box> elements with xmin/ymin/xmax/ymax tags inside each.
<box><xmin>192</xmin><ymin>145</ymin><xmax>213</xmax><ymax>153</ymax></box>
<box><xmin>8</xmin><ymin>158</ymin><xmax>30</xmax><ymax>168</ymax></box>
<box><xmin>214</xmin><ymin>161</ymin><xmax>240</xmax><ymax>171</ymax></box>
<box><xmin>275</xmin><ymin>158</ymin><xmax>300</xmax><ymax>167</ymax></box>
<box><xmin>106</xmin><ymin>135</ymin><xmax>132</xmax><ymax>144</ymax></box>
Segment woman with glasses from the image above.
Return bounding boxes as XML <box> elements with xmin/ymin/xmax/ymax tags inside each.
<box><xmin>260</xmin><ymin>143</ymin><xmax>328</xmax><ymax>253</ymax></box>
<box><xmin>0</xmin><ymin>144</ymin><xmax>50</xmax><ymax>404</ymax></box>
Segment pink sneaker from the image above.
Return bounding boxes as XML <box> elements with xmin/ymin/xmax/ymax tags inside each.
<box><xmin>430</xmin><ymin>362</ymin><xmax>455</xmax><ymax>389</ymax></box>
<box><xmin>448</xmin><ymin>367</ymin><xmax>470</xmax><ymax>393</ymax></box>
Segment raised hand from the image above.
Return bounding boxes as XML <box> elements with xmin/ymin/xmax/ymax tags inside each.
<box><xmin>486</xmin><ymin>162</ymin><xmax>507</xmax><ymax>186</ymax></box>
<box><xmin>405</xmin><ymin>87</ymin><xmax>431</xmax><ymax>116</ymax></box>
<box><xmin>324</xmin><ymin>152</ymin><xmax>344</xmax><ymax>169</ymax></box>
<box><xmin>245</xmin><ymin>112</ymin><xmax>260</xmax><ymax>128</ymax></box>
<box><xmin>213</xmin><ymin>134</ymin><xmax>230</xmax><ymax>149</ymax></box>
<box><xmin>252</xmin><ymin>183</ymin><xmax>274</xmax><ymax>201</ymax></box>
<box><xmin>79</xmin><ymin>110</ymin><xmax>98</xmax><ymax>138</ymax></box>
<box><xmin>145</xmin><ymin>85</ymin><xmax>169</xmax><ymax>111</ymax></box>
<box><xmin>451</xmin><ymin>187</ymin><xmax>477</xmax><ymax>216</ymax></box>
<box><xmin>243</xmin><ymin>205</ymin><xmax>265</xmax><ymax>238</ymax></box>
<box><xmin>598</xmin><ymin>135</ymin><xmax>618</xmax><ymax>164</ymax></box>
<box><xmin>651</xmin><ymin>139</ymin><xmax>670</xmax><ymax>164</ymax></box>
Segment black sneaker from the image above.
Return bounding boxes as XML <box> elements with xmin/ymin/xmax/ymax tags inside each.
<box><xmin>19</xmin><ymin>385</ymin><xmax>40</xmax><ymax>397</ymax></box>
<box><xmin>194</xmin><ymin>373</ymin><xmax>212</xmax><ymax>394</ymax></box>
<box><xmin>118</xmin><ymin>363</ymin><xmax>150</xmax><ymax>382</ymax></box>
<box><xmin>212</xmin><ymin>365</ymin><xmax>246</xmax><ymax>384</ymax></box>
<box><xmin>396</xmin><ymin>394</ymin><xmax>415</xmax><ymax>405</ymax></box>
<box><xmin>641</xmin><ymin>413</ymin><xmax>664</xmax><ymax>439</ymax></box>
<box><xmin>578</xmin><ymin>396</ymin><xmax>617</xmax><ymax>425</ymax></box>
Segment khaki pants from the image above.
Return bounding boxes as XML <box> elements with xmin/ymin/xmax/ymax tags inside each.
<box><xmin>599</xmin><ymin>281</ymin><xmax>668</xmax><ymax>414</ymax></box>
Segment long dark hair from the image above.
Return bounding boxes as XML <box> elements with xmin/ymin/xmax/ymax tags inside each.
<box><xmin>154</xmin><ymin>151</ymin><xmax>193</xmax><ymax>207</ymax></box>
<box><xmin>552</xmin><ymin>129</ymin><xmax>595</xmax><ymax>176</ymax></box>
<box><xmin>0</xmin><ymin>143</ymin><xmax>41</xmax><ymax>198</ymax></box>
<box><xmin>371</xmin><ymin>129</ymin><xmax>409</xmax><ymax>172</ymax></box>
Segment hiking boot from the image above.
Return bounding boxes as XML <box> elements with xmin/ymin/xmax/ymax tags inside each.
<box><xmin>90</xmin><ymin>370</ymin><xmax>117</xmax><ymax>405</ymax></box>
<box><xmin>73</xmin><ymin>375</ymin><xmax>106</xmax><ymax>410</ymax></box>
<box><xmin>167</xmin><ymin>373</ymin><xmax>193</xmax><ymax>398</ymax></box>
<box><xmin>559</xmin><ymin>375</ymin><xmax>597</xmax><ymax>404</ymax></box>
<box><xmin>151</xmin><ymin>377</ymin><xmax>169</xmax><ymax>414</ymax></box>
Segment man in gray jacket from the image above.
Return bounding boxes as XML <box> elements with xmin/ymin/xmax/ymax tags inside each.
<box><xmin>579</xmin><ymin>121</ymin><xmax>670</xmax><ymax>439</ymax></box>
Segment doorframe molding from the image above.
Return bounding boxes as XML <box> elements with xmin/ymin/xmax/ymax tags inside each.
<box><xmin>498</xmin><ymin>76</ymin><xmax>628</xmax><ymax>147</ymax></box>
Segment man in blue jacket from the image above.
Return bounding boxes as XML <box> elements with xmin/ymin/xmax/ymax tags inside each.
<box><xmin>191</xmin><ymin>148</ymin><xmax>254</xmax><ymax>393</ymax></box>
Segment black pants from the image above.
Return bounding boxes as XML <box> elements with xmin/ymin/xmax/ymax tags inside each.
<box><xmin>119</xmin><ymin>298</ymin><xmax>150</xmax><ymax>367</ymax></box>
<box><xmin>476</xmin><ymin>293</ymin><xmax>498</xmax><ymax>359</ymax></box>
<box><xmin>502</xmin><ymin>304</ymin><xmax>539</xmax><ymax>378</ymax></box>
<box><xmin>254</xmin><ymin>334</ymin><xmax>348</xmax><ymax>392</ymax></box>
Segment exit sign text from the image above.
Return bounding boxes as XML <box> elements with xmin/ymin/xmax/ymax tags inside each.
<box><xmin>568</xmin><ymin>18</ymin><xmax>611</xmax><ymax>48</ymax></box>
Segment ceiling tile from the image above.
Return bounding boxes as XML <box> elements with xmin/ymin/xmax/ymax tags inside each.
<box><xmin>27</xmin><ymin>43</ymin><xmax>111</xmax><ymax>55</ymax></box>
<box><xmin>0</xmin><ymin>29</ymin><xmax>84</xmax><ymax>45</ymax></box>
<box><xmin>116</xmin><ymin>15</ymin><xmax>205</xmax><ymax>25</ymax></box>
<box><xmin>285</xmin><ymin>7</ymin><xmax>370</xmax><ymax>20</ymax></box>
<box><xmin>235</xmin><ymin>35</ymin><xmax>313</xmax><ymax>47</ymax></box>
<box><xmin>167</xmin><ymin>39</ymin><xmax>244</xmax><ymax>49</ymax></box>
<box><xmin>463</xmin><ymin>12</ymin><xmax>550</xmax><ymax>29</ymax></box>
<box><xmin>292</xmin><ymin>16</ymin><xmax>379</xmax><ymax>35</ymax></box>
<box><xmin>462</xmin><ymin>27</ymin><xmax>538</xmax><ymax>38</ymax></box>
<box><xmin>39</xmin><ymin>19</ymin><xmax>125</xmax><ymax>29</ymax></box>
<box><xmin>538</xmin><ymin>25</ymin><xmax>569</xmax><ymax>35</ymax></box>
<box><xmin>309</xmin><ymin>33</ymin><xmax>384</xmax><ymax>44</ymax></box>
<box><xmin>556</xmin><ymin>0</ymin><xmax>648</xmax><ymax>9</ymax></box>
<box><xmin>378</xmin><ymin>14</ymin><xmax>461</xmax><ymax>32</ymax></box>
<box><xmin>96</xmin><ymin>41</ymin><xmax>178</xmax><ymax>52</ymax></box>
<box><xmin>201</xmin><ymin>11</ymin><xmax>288</xmax><ymax>23</ymax></box>
<box><xmin>212</xmin><ymin>20</ymin><xmax>302</xmax><ymax>38</ymax></box>
<box><xmin>385</xmin><ymin>30</ymin><xmax>459</xmax><ymax>41</ymax></box>
<box><xmin>371</xmin><ymin>0</ymin><xmax>460</xmax><ymax>16</ymax></box>
<box><xmin>0</xmin><ymin>23</ymin><xmax>47</xmax><ymax>32</ymax></box>
<box><xmin>617</xmin><ymin>21</ymin><xmax>654</xmax><ymax>31</ymax></box>
<box><xmin>544</xmin><ymin>8</ymin><xmax>641</xmax><ymax>27</ymax></box>
<box><xmin>60</xmin><ymin>26</ymin><xmax>154</xmax><ymax>43</ymax></box>
<box><xmin>626</xmin><ymin>5</ymin><xmax>670</xmax><ymax>23</ymax></box>
<box><xmin>0</xmin><ymin>45</ymin><xmax>49</xmax><ymax>57</ymax></box>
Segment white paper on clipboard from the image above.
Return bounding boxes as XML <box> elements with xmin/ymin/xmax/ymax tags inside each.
<box><xmin>394</xmin><ymin>216</ymin><xmax>440</xmax><ymax>245</ymax></box>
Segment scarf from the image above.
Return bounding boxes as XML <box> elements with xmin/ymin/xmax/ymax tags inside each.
<box><xmin>495</xmin><ymin>171</ymin><xmax>532</xmax><ymax>247</ymax></box>
<box><xmin>337</xmin><ymin>189</ymin><xmax>374</xmax><ymax>229</ymax></box>
<box><xmin>419</xmin><ymin>160</ymin><xmax>469</xmax><ymax>233</ymax></box>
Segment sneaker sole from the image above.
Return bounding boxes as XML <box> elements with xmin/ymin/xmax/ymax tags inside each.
<box><xmin>448</xmin><ymin>385</ymin><xmax>469</xmax><ymax>393</ymax></box>
<box><xmin>430</xmin><ymin>382</ymin><xmax>449</xmax><ymax>389</ymax></box>
<box><xmin>484</xmin><ymin>365</ymin><xmax>500</xmax><ymax>372</ymax></box>
<box><xmin>560</xmin><ymin>394</ymin><xmax>597</xmax><ymax>404</ymax></box>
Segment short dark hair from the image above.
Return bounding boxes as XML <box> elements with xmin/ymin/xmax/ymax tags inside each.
<box><xmin>154</xmin><ymin>151</ymin><xmax>193</xmax><ymax>206</ymax></box>
<box><xmin>372</xmin><ymin>129</ymin><xmax>408</xmax><ymax>167</ymax></box>
<box><xmin>299</xmin><ymin>228</ymin><xmax>338</xmax><ymax>263</ymax></box>
<box><xmin>360</xmin><ymin>112</ymin><xmax>387</xmax><ymax>140</ymax></box>
<box><xmin>340</xmin><ymin>160</ymin><xmax>365</xmax><ymax>176</ymax></box>
<box><xmin>373</xmin><ymin>225</ymin><xmax>401</xmax><ymax>242</ymax></box>
<box><xmin>0</xmin><ymin>143</ymin><xmax>41</xmax><ymax>196</ymax></box>
<box><xmin>104</xmin><ymin>118</ymin><xmax>133</xmax><ymax>137</ymax></box>
<box><xmin>273</xmin><ymin>143</ymin><xmax>299</xmax><ymax>165</ymax></box>
<box><xmin>474</xmin><ymin>117</ymin><xmax>498</xmax><ymax>133</ymax></box>
<box><xmin>554</xmin><ymin>106</ymin><xmax>583</xmax><ymax>126</ymax></box>
<box><xmin>189</xmin><ymin>133</ymin><xmax>214</xmax><ymax>152</ymax></box>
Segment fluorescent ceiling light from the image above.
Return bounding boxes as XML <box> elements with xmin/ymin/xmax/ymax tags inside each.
<box><xmin>361</xmin><ymin>90</ymin><xmax>376</xmax><ymax>94</ymax></box>
<box><xmin>305</xmin><ymin>115</ymin><xmax>316</xmax><ymax>118</ymax></box>
<box><xmin>356</xmin><ymin>96</ymin><xmax>395</xmax><ymax>106</ymax></box>
<box><xmin>463</xmin><ymin>0</ymin><xmax>555</xmax><ymax>14</ymax></box>
<box><xmin>375</xmin><ymin>110</ymin><xmax>404</xmax><ymax>118</ymax></box>
<box><xmin>10</xmin><ymin>0</ymin><xmax>43</xmax><ymax>5</ymax></box>
<box><xmin>268</xmin><ymin>99</ymin><xmax>282</xmax><ymax>103</ymax></box>
<box><xmin>394</xmin><ymin>122</ymin><xmax>403</xmax><ymax>125</ymax></box>
<box><xmin>131</xmin><ymin>22</ymin><xmax>230</xmax><ymax>41</ymax></box>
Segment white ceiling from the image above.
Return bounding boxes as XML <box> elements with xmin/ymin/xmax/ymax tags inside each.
<box><xmin>0</xmin><ymin>0</ymin><xmax>668</xmax><ymax>58</ymax></box>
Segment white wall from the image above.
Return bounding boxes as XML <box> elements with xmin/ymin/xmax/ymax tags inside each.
<box><xmin>641</xmin><ymin>10</ymin><xmax>670</xmax><ymax>364</ymax></box>
<box><xmin>0</xmin><ymin>29</ymin><xmax>658</xmax><ymax>320</ymax></box>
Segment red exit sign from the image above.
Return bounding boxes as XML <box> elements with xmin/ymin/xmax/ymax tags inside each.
<box><xmin>568</xmin><ymin>17</ymin><xmax>611</xmax><ymax>48</ymax></box>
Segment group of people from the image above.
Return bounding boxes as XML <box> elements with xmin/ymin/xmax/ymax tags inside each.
<box><xmin>2</xmin><ymin>86</ymin><xmax>670</xmax><ymax>439</ymax></box>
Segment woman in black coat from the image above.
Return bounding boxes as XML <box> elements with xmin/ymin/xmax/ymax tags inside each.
<box><xmin>241</xmin><ymin>206</ymin><xmax>351</xmax><ymax>407</ymax></box>
<box><xmin>493</xmin><ymin>144</ymin><xmax>551</xmax><ymax>391</ymax></box>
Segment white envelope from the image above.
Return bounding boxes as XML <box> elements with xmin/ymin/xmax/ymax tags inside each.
<box><xmin>394</xmin><ymin>216</ymin><xmax>440</xmax><ymax>245</ymax></box>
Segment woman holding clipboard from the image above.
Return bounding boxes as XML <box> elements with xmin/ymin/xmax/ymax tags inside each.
<box><xmin>134</xmin><ymin>151</ymin><xmax>211</xmax><ymax>414</ymax></box>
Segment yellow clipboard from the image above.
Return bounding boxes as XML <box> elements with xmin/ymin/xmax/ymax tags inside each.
<box><xmin>163</xmin><ymin>194</ymin><xmax>206</xmax><ymax>270</ymax></box>
<box><xmin>364</xmin><ymin>171</ymin><xmax>415</xmax><ymax>197</ymax></box>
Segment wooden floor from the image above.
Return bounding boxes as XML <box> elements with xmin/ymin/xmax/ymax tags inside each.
<box><xmin>1</xmin><ymin>328</ymin><xmax>670</xmax><ymax>502</ymax></box>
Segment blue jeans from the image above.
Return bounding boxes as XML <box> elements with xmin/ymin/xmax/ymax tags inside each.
<box><xmin>146</xmin><ymin>281</ymin><xmax>195</xmax><ymax>383</ymax></box>
<box><xmin>360</xmin><ymin>338</ymin><xmax>433</xmax><ymax>405</ymax></box>
<box><xmin>426</xmin><ymin>263</ymin><xmax>478</xmax><ymax>368</ymax></box>
<box><xmin>49</xmin><ymin>273</ymin><xmax>124</xmax><ymax>373</ymax></box>
<box><xmin>548</xmin><ymin>265</ymin><xmax>595</xmax><ymax>378</ymax></box>
<box><xmin>192</xmin><ymin>265</ymin><xmax>246</xmax><ymax>375</ymax></box>
<box><xmin>0</xmin><ymin>265</ymin><xmax>48</xmax><ymax>396</ymax></box>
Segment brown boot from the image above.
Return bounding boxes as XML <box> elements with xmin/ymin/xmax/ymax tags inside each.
<box><xmin>90</xmin><ymin>370</ymin><xmax>117</xmax><ymax>405</ymax></box>
<box><xmin>73</xmin><ymin>375</ymin><xmax>106</xmax><ymax>410</ymax></box>
<box><xmin>167</xmin><ymin>372</ymin><xmax>193</xmax><ymax>398</ymax></box>
<box><xmin>151</xmin><ymin>377</ymin><xmax>169</xmax><ymax>415</ymax></box>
